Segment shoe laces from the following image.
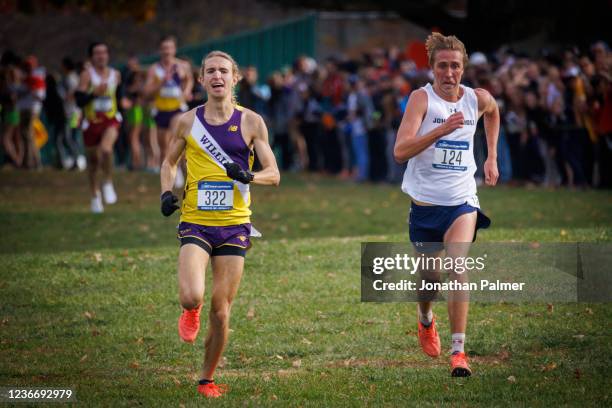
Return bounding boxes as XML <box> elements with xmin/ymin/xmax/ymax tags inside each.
<box><xmin>420</xmin><ymin>321</ymin><xmax>436</xmax><ymax>338</ymax></box>
<box><xmin>451</xmin><ymin>352</ymin><xmax>467</xmax><ymax>365</ymax></box>
<box><xmin>201</xmin><ymin>382</ymin><xmax>228</xmax><ymax>396</ymax></box>
<box><xmin>182</xmin><ymin>308</ymin><xmax>200</xmax><ymax>330</ymax></box>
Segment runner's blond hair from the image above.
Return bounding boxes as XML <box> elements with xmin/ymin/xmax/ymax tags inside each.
<box><xmin>200</xmin><ymin>51</ymin><xmax>243</xmax><ymax>105</ymax></box>
<box><xmin>425</xmin><ymin>32</ymin><xmax>469</xmax><ymax>67</ymax></box>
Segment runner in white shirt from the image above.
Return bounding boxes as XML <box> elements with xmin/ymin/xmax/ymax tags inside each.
<box><xmin>394</xmin><ymin>32</ymin><xmax>500</xmax><ymax>377</ymax></box>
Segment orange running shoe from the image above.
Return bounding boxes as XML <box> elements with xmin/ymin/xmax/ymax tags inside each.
<box><xmin>197</xmin><ymin>382</ymin><xmax>228</xmax><ymax>398</ymax></box>
<box><xmin>178</xmin><ymin>305</ymin><xmax>202</xmax><ymax>343</ymax></box>
<box><xmin>450</xmin><ymin>352</ymin><xmax>472</xmax><ymax>377</ymax></box>
<box><xmin>418</xmin><ymin>316</ymin><xmax>441</xmax><ymax>357</ymax></box>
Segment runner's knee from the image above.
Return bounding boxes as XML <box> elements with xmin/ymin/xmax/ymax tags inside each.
<box><xmin>180</xmin><ymin>293</ymin><xmax>203</xmax><ymax>310</ymax></box>
<box><xmin>210</xmin><ymin>302</ymin><xmax>231</xmax><ymax>326</ymax></box>
<box><xmin>99</xmin><ymin>144</ymin><xmax>113</xmax><ymax>156</ymax></box>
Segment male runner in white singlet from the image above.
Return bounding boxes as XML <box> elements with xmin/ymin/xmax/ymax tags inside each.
<box><xmin>394</xmin><ymin>32</ymin><xmax>499</xmax><ymax>377</ymax></box>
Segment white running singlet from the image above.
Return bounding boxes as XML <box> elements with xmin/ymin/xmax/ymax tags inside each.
<box><xmin>401</xmin><ymin>83</ymin><xmax>480</xmax><ymax>207</ymax></box>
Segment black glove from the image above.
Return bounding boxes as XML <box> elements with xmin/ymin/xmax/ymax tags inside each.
<box><xmin>74</xmin><ymin>90</ymin><xmax>95</xmax><ymax>108</ymax></box>
<box><xmin>224</xmin><ymin>162</ymin><xmax>254</xmax><ymax>184</ymax></box>
<box><xmin>160</xmin><ymin>190</ymin><xmax>179</xmax><ymax>216</ymax></box>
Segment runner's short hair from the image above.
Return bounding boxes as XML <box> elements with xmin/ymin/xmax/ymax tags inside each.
<box><xmin>159</xmin><ymin>35</ymin><xmax>177</xmax><ymax>46</ymax></box>
<box><xmin>88</xmin><ymin>42</ymin><xmax>107</xmax><ymax>57</ymax></box>
<box><xmin>425</xmin><ymin>32</ymin><xmax>468</xmax><ymax>67</ymax></box>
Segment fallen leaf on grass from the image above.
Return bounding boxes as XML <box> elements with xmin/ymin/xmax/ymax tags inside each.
<box><xmin>239</xmin><ymin>352</ymin><xmax>251</xmax><ymax>365</ymax></box>
<box><xmin>301</xmin><ymin>337</ymin><xmax>312</xmax><ymax>345</ymax></box>
<box><xmin>498</xmin><ymin>350</ymin><xmax>510</xmax><ymax>361</ymax></box>
<box><xmin>91</xmin><ymin>328</ymin><xmax>101</xmax><ymax>337</ymax></box>
<box><xmin>507</xmin><ymin>375</ymin><xmax>516</xmax><ymax>383</ymax></box>
<box><xmin>343</xmin><ymin>357</ymin><xmax>356</xmax><ymax>367</ymax></box>
<box><xmin>129</xmin><ymin>361</ymin><xmax>140</xmax><ymax>369</ymax></box>
<box><xmin>573</xmin><ymin>334</ymin><xmax>585</xmax><ymax>340</ymax></box>
<box><xmin>80</xmin><ymin>355</ymin><xmax>88</xmax><ymax>363</ymax></box>
<box><xmin>292</xmin><ymin>359</ymin><xmax>302</xmax><ymax>368</ymax></box>
<box><xmin>84</xmin><ymin>311</ymin><xmax>94</xmax><ymax>320</ymax></box>
<box><xmin>547</xmin><ymin>303</ymin><xmax>554</xmax><ymax>313</ymax></box>
<box><xmin>275</xmin><ymin>354</ymin><xmax>284</xmax><ymax>360</ymax></box>
<box><xmin>585</xmin><ymin>308</ymin><xmax>593</xmax><ymax>315</ymax></box>
<box><xmin>92</xmin><ymin>252</ymin><xmax>103</xmax><ymax>262</ymax></box>
<box><xmin>171</xmin><ymin>376</ymin><xmax>181</xmax><ymax>386</ymax></box>
<box><xmin>540</xmin><ymin>362</ymin><xmax>557</xmax><ymax>372</ymax></box>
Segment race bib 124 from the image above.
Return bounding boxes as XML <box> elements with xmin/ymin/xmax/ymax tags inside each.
<box><xmin>433</xmin><ymin>140</ymin><xmax>468</xmax><ymax>171</ymax></box>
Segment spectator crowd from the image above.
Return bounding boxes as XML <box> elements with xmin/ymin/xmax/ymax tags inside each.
<box><xmin>1</xmin><ymin>39</ymin><xmax>611</xmax><ymax>188</ymax></box>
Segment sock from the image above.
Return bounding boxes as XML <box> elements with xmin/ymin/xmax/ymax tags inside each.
<box><xmin>199</xmin><ymin>378</ymin><xmax>214</xmax><ymax>385</ymax></box>
<box><xmin>418</xmin><ymin>305</ymin><xmax>433</xmax><ymax>327</ymax></box>
<box><xmin>451</xmin><ymin>333</ymin><xmax>465</xmax><ymax>354</ymax></box>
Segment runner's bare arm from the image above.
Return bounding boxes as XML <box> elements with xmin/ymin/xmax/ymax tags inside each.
<box><xmin>249</xmin><ymin>113</ymin><xmax>280</xmax><ymax>186</ymax></box>
<box><xmin>74</xmin><ymin>70</ymin><xmax>93</xmax><ymax>107</ymax></box>
<box><xmin>181</xmin><ymin>60</ymin><xmax>194</xmax><ymax>101</ymax></box>
<box><xmin>77</xmin><ymin>69</ymin><xmax>90</xmax><ymax>92</ymax></box>
<box><xmin>143</xmin><ymin>65</ymin><xmax>162</xmax><ymax>98</ymax></box>
<box><xmin>160</xmin><ymin>111</ymin><xmax>190</xmax><ymax>193</ymax></box>
<box><xmin>116</xmin><ymin>70</ymin><xmax>130</xmax><ymax>109</ymax></box>
<box><xmin>393</xmin><ymin>89</ymin><xmax>464</xmax><ymax>163</ymax></box>
<box><xmin>475</xmin><ymin>88</ymin><xmax>499</xmax><ymax>186</ymax></box>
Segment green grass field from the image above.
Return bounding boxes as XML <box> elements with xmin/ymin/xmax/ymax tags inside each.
<box><xmin>1</xmin><ymin>169</ymin><xmax>611</xmax><ymax>407</ymax></box>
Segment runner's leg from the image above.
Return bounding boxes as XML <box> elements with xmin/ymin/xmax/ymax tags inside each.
<box><xmin>201</xmin><ymin>255</ymin><xmax>244</xmax><ymax>380</ymax></box>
